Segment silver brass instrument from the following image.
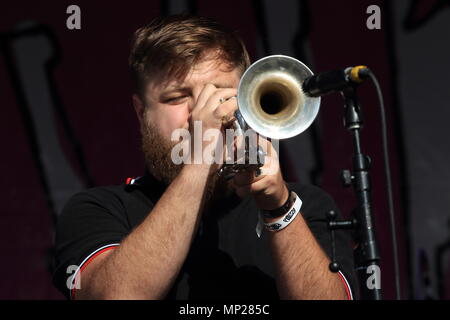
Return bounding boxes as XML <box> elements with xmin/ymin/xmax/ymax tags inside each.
<box><xmin>218</xmin><ymin>55</ymin><xmax>321</xmax><ymax>179</ymax></box>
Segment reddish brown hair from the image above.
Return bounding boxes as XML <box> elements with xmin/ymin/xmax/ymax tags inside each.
<box><xmin>129</xmin><ymin>14</ymin><xmax>251</xmax><ymax>97</ymax></box>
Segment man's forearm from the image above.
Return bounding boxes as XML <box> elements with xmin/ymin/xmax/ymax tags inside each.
<box><xmin>267</xmin><ymin>214</ymin><xmax>348</xmax><ymax>300</ymax></box>
<box><xmin>79</xmin><ymin>164</ymin><xmax>212</xmax><ymax>299</ymax></box>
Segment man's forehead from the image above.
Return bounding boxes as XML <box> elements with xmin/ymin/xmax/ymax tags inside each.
<box><xmin>156</xmin><ymin>61</ymin><xmax>240</xmax><ymax>90</ymax></box>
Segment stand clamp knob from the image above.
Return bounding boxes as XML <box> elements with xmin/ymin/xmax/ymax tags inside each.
<box><xmin>340</xmin><ymin>169</ymin><xmax>354</xmax><ymax>187</ymax></box>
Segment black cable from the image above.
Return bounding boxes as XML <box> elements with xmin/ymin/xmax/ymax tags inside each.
<box><xmin>367</xmin><ymin>71</ymin><xmax>401</xmax><ymax>300</ymax></box>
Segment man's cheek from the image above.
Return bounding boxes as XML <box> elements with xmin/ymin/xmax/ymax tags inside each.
<box><xmin>149</xmin><ymin>119</ymin><xmax>173</xmax><ymax>141</ymax></box>
<box><xmin>162</xmin><ymin>116</ymin><xmax>187</xmax><ymax>138</ymax></box>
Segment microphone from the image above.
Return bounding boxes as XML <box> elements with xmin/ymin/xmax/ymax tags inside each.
<box><xmin>302</xmin><ymin>66</ymin><xmax>370</xmax><ymax>97</ymax></box>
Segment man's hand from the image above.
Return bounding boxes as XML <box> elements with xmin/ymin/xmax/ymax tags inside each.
<box><xmin>232</xmin><ymin>137</ymin><xmax>348</xmax><ymax>300</ymax></box>
<box><xmin>233</xmin><ymin>136</ymin><xmax>289</xmax><ymax>211</ymax></box>
<box><xmin>187</xmin><ymin>84</ymin><xmax>237</xmax><ymax>171</ymax></box>
<box><xmin>190</xmin><ymin>83</ymin><xmax>237</xmax><ymax>132</ymax></box>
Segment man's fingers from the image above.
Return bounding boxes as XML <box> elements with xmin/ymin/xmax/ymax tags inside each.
<box><xmin>193</xmin><ymin>86</ymin><xmax>237</xmax><ymax>128</ymax></box>
<box><xmin>214</xmin><ymin>97</ymin><xmax>238</xmax><ymax>123</ymax></box>
<box><xmin>233</xmin><ymin>170</ymin><xmax>254</xmax><ymax>186</ymax></box>
<box><xmin>234</xmin><ymin>175</ymin><xmax>269</xmax><ymax>198</ymax></box>
<box><xmin>203</xmin><ymin>88</ymin><xmax>237</xmax><ymax>115</ymax></box>
<box><xmin>194</xmin><ymin>83</ymin><xmax>218</xmax><ymax>113</ymax></box>
<box><xmin>233</xmin><ymin>168</ymin><xmax>265</xmax><ymax>186</ymax></box>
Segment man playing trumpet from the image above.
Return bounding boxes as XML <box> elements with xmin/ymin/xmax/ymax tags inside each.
<box><xmin>53</xmin><ymin>14</ymin><xmax>356</xmax><ymax>300</ymax></box>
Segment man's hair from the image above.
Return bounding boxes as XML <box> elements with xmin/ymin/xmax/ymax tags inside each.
<box><xmin>129</xmin><ymin>14</ymin><xmax>251</xmax><ymax>98</ymax></box>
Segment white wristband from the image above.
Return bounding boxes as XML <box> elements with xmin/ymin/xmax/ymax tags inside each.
<box><xmin>256</xmin><ymin>192</ymin><xmax>302</xmax><ymax>238</ymax></box>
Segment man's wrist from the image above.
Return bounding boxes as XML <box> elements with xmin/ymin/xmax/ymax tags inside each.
<box><xmin>183</xmin><ymin>162</ymin><xmax>215</xmax><ymax>178</ymax></box>
<box><xmin>261</xmin><ymin>185</ymin><xmax>292</xmax><ymax>219</ymax></box>
<box><xmin>261</xmin><ymin>191</ymin><xmax>302</xmax><ymax>231</ymax></box>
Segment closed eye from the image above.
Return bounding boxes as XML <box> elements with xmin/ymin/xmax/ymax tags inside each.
<box><xmin>163</xmin><ymin>95</ymin><xmax>189</xmax><ymax>104</ymax></box>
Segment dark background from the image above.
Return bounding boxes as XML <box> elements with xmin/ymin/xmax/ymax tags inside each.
<box><xmin>1</xmin><ymin>0</ymin><xmax>449</xmax><ymax>299</ymax></box>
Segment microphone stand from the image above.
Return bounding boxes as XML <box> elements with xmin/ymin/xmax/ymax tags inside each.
<box><xmin>326</xmin><ymin>85</ymin><xmax>382</xmax><ymax>300</ymax></box>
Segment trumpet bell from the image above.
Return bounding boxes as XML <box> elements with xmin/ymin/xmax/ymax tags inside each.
<box><xmin>237</xmin><ymin>55</ymin><xmax>320</xmax><ymax>140</ymax></box>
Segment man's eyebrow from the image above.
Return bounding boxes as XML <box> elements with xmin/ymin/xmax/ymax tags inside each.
<box><xmin>162</xmin><ymin>82</ymin><xmax>235</xmax><ymax>93</ymax></box>
<box><xmin>161</xmin><ymin>86</ymin><xmax>190</xmax><ymax>94</ymax></box>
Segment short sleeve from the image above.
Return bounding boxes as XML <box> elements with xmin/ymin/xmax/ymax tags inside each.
<box><xmin>288</xmin><ymin>183</ymin><xmax>360</xmax><ymax>299</ymax></box>
<box><xmin>52</xmin><ymin>187</ymin><xmax>131</xmax><ymax>299</ymax></box>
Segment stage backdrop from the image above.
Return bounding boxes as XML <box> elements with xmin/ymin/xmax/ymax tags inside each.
<box><xmin>1</xmin><ymin>0</ymin><xmax>449</xmax><ymax>299</ymax></box>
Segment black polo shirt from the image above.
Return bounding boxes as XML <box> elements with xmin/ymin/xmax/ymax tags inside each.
<box><xmin>52</xmin><ymin>174</ymin><xmax>358</xmax><ymax>299</ymax></box>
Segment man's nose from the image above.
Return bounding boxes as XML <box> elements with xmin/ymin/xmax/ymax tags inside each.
<box><xmin>191</xmin><ymin>90</ymin><xmax>201</xmax><ymax>112</ymax></box>
<box><xmin>184</xmin><ymin>101</ymin><xmax>193</xmax><ymax>129</ymax></box>
<box><xmin>188</xmin><ymin>99</ymin><xmax>195</xmax><ymax>113</ymax></box>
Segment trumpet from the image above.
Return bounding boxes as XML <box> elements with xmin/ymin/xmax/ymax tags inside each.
<box><xmin>218</xmin><ymin>55</ymin><xmax>321</xmax><ymax>179</ymax></box>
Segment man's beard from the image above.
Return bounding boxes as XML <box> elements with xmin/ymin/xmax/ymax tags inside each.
<box><xmin>141</xmin><ymin>120</ymin><xmax>234</xmax><ymax>204</ymax></box>
<box><xmin>142</xmin><ymin>121</ymin><xmax>182</xmax><ymax>186</ymax></box>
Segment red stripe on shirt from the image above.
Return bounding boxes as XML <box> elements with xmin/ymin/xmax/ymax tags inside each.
<box><xmin>337</xmin><ymin>271</ymin><xmax>352</xmax><ymax>300</ymax></box>
<box><xmin>71</xmin><ymin>246</ymin><xmax>118</xmax><ymax>300</ymax></box>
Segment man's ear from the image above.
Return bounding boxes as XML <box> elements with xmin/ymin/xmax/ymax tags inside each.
<box><xmin>132</xmin><ymin>94</ymin><xmax>145</xmax><ymax>132</ymax></box>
